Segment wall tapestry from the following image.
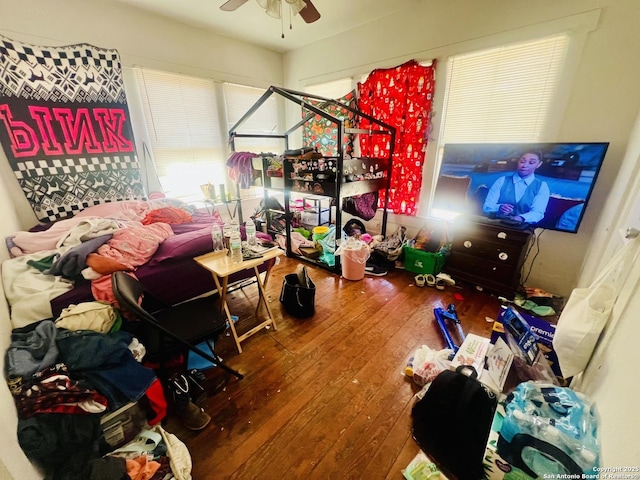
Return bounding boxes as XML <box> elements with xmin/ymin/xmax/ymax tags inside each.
<box><xmin>0</xmin><ymin>35</ymin><xmax>144</xmax><ymax>222</ymax></box>
<box><xmin>358</xmin><ymin>60</ymin><xmax>436</xmax><ymax>216</ymax></box>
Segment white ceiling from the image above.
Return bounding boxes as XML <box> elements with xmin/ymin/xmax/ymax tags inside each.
<box><xmin>110</xmin><ymin>0</ymin><xmax>412</xmax><ymax>53</ymax></box>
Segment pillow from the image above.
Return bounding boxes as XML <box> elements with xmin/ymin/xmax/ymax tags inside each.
<box><xmin>149</xmin><ymin>227</ymin><xmax>214</xmax><ymax>266</ymax></box>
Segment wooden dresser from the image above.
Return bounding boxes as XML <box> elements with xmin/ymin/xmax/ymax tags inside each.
<box><xmin>444</xmin><ymin>217</ymin><xmax>533</xmax><ymax>298</ymax></box>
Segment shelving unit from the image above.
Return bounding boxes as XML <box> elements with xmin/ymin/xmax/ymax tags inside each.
<box><xmin>228</xmin><ymin>86</ymin><xmax>396</xmax><ymax>275</ymax></box>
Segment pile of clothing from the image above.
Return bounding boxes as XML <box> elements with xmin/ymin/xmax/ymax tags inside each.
<box><xmin>6</xmin><ymin>319</ymin><xmax>167</xmax><ymax>479</ymax></box>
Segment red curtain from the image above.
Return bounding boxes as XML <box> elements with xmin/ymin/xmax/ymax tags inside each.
<box><xmin>357</xmin><ymin>60</ymin><xmax>436</xmax><ymax>216</ymax></box>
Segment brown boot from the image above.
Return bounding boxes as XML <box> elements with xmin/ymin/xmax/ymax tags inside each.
<box><xmin>171</xmin><ymin>373</ymin><xmax>211</xmax><ymax>431</ymax></box>
<box><xmin>176</xmin><ymin>400</ymin><xmax>211</xmax><ymax>431</ymax></box>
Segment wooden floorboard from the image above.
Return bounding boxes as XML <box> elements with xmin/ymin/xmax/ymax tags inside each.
<box><xmin>164</xmin><ymin>255</ymin><xmax>502</xmax><ymax>479</ymax></box>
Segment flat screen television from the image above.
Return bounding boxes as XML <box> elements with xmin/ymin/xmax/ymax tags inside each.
<box><xmin>433</xmin><ymin>142</ymin><xmax>609</xmax><ymax>233</ymax></box>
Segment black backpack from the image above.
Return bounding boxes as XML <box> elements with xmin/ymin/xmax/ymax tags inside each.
<box><xmin>411</xmin><ymin>365</ymin><xmax>498</xmax><ymax>480</ymax></box>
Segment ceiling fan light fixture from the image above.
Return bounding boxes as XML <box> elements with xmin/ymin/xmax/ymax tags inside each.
<box><xmin>257</xmin><ymin>0</ymin><xmax>306</xmax><ymax>20</ymax></box>
<box><xmin>285</xmin><ymin>0</ymin><xmax>306</xmax><ymax>15</ymax></box>
<box><xmin>264</xmin><ymin>1</ymin><xmax>282</xmax><ymax>19</ymax></box>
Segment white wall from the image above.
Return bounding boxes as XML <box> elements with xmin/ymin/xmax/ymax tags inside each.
<box><xmin>284</xmin><ymin>0</ymin><xmax>640</xmax><ymax>299</ymax></box>
<box><xmin>0</xmin><ymin>0</ymin><xmax>284</xmax><ymax>477</ymax></box>
<box><xmin>572</xmin><ymin>111</ymin><xmax>640</xmax><ymax>466</ymax></box>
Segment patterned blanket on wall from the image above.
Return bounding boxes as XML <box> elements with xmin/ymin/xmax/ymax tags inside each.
<box><xmin>0</xmin><ymin>35</ymin><xmax>145</xmax><ymax>222</ymax></box>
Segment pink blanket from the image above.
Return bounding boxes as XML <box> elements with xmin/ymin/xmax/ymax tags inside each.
<box><xmin>95</xmin><ymin>223</ymin><xmax>174</xmax><ymax>271</ymax></box>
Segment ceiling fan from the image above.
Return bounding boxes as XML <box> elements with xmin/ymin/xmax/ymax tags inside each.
<box><xmin>220</xmin><ymin>0</ymin><xmax>321</xmax><ymax>24</ymax></box>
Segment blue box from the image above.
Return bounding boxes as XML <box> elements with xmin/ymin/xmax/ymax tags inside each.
<box><xmin>491</xmin><ymin>307</ymin><xmax>563</xmax><ymax>380</ymax></box>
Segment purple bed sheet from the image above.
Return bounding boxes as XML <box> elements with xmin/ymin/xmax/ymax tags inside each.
<box><xmin>50</xmin><ymin>221</ymin><xmax>275</xmax><ymax>318</ymax></box>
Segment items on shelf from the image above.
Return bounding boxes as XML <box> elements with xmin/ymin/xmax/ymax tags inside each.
<box><xmin>228</xmin><ymin>86</ymin><xmax>396</xmax><ymax>276</ymax></box>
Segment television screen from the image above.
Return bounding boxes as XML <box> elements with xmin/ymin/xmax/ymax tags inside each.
<box><xmin>433</xmin><ymin>142</ymin><xmax>609</xmax><ymax>233</ymax></box>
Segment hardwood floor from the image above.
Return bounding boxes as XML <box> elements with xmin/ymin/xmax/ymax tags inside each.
<box><xmin>164</xmin><ymin>256</ymin><xmax>502</xmax><ymax>479</ymax></box>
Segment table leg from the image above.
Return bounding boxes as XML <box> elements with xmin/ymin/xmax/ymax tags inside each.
<box><xmin>211</xmin><ymin>272</ymin><xmax>243</xmax><ymax>354</ymax></box>
<box><xmin>253</xmin><ymin>266</ymin><xmax>278</xmax><ymax>331</ymax></box>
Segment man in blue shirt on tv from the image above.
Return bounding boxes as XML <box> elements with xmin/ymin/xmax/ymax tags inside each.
<box><xmin>483</xmin><ymin>151</ymin><xmax>550</xmax><ymax>224</ymax></box>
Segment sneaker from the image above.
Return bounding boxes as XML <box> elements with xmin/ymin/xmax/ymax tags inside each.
<box><xmin>365</xmin><ymin>263</ymin><xmax>388</xmax><ymax>276</ymax></box>
<box><xmin>435</xmin><ymin>272</ymin><xmax>456</xmax><ymax>286</ymax></box>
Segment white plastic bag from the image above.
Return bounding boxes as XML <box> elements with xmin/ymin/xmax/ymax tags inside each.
<box><xmin>406</xmin><ymin>345</ymin><xmax>453</xmax><ymax>386</ymax></box>
<box><xmin>554</xmin><ymin>236</ymin><xmax>640</xmax><ymax>378</ymax></box>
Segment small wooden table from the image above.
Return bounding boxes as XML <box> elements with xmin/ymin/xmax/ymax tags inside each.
<box><xmin>194</xmin><ymin>248</ymin><xmax>283</xmax><ymax>353</ymax></box>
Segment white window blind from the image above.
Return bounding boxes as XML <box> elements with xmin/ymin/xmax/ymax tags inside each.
<box><xmin>135</xmin><ymin>68</ymin><xmax>225</xmax><ymax>200</ymax></box>
<box><xmin>441</xmin><ymin>34</ymin><xmax>569</xmax><ymax>143</ymax></box>
<box><xmin>224</xmin><ymin>82</ymin><xmax>281</xmax><ymax>154</ymax></box>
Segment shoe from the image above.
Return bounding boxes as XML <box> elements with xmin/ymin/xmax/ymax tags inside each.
<box><xmin>176</xmin><ymin>400</ymin><xmax>211</xmax><ymax>431</ymax></box>
<box><xmin>186</xmin><ymin>368</ymin><xmax>207</xmax><ymax>403</ymax></box>
<box><xmin>435</xmin><ymin>272</ymin><xmax>456</xmax><ymax>286</ymax></box>
<box><xmin>171</xmin><ymin>373</ymin><xmax>211</xmax><ymax>430</ymax></box>
<box><xmin>365</xmin><ymin>263</ymin><xmax>388</xmax><ymax>276</ymax></box>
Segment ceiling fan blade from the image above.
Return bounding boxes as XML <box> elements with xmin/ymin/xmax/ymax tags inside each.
<box><xmin>220</xmin><ymin>0</ymin><xmax>250</xmax><ymax>12</ymax></box>
<box><xmin>299</xmin><ymin>0</ymin><xmax>321</xmax><ymax>23</ymax></box>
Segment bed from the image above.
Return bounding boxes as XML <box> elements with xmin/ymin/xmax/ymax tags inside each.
<box><xmin>2</xmin><ymin>199</ymin><xmax>275</xmax><ymax>329</ymax></box>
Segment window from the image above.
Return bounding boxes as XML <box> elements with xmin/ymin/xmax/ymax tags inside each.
<box><xmin>224</xmin><ymin>82</ymin><xmax>281</xmax><ymax>154</ymax></box>
<box><xmin>430</xmin><ymin>34</ymin><xmax>570</xmax><ymax>218</ymax></box>
<box><xmin>223</xmin><ymin>82</ymin><xmax>282</xmax><ymax>200</ymax></box>
<box><xmin>135</xmin><ymin>68</ymin><xmax>225</xmax><ymax>200</ymax></box>
<box><xmin>134</xmin><ymin>70</ymin><xmax>279</xmax><ymax>201</ymax></box>
<box><xmin>439</xmin><ymin>34</ymin><xmax>569</xmax><ymax>143</ymax></box>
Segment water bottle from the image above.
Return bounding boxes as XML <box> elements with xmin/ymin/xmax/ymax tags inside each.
<box><xmin>211</xmin><ymin>224</ymin><xmax>223</xmax><ymax>251</ymax></box>
<box><xmin>222</xmin><ymin>223</ymin><xmax>232</xmax><ymax>251</ymax></box>
<box><xmin>246</xmin><ymin>219</ymin><xmax>257</xmax><ymax>246</ymax></box>
<box><xmin>230</xmin><ymin>218</ymin><xmax>240</xmax><ymax>234</ymax></box>
<box><xmin>230</xmin><ymin>232</ymin><xmax>242</xmax><ymax>264</ymax></box>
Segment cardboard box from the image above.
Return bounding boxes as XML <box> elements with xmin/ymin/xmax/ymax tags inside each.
<box><xmin>483</xmin><ymin>404</ymin><xmax>536</xmax><ymax>480</ymax></box>
<box><xmin>480</xmin><ymin>337</ymin><xmax>514</xmax><ymax>394</ymax></box>
<box><xmin>491</xmin><ymin>306</ymin><xmax>564</xmax><ymax>380</ymax></box>
<box><xmin>497</xmin><ymin>307</ymin><xmax>539</xmax><ymax>366</ymax></box>
<box><xmin>450</xmin><ymin>333</ymin><xmax>491</xmax><ymax>375</ymax></box>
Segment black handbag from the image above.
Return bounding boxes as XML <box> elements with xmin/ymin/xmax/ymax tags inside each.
<box><xmin>279</xmin><ymin>266</ymin><xmax>316</xmax><ymax>318</ymax></box>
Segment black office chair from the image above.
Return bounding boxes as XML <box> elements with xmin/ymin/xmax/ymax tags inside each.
<box><xmin>111</xmin><ymin>271</ymin><xmax>243</xmax><ymax>383</ymax></box>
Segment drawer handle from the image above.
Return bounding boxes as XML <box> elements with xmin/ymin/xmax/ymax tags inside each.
<box><xmin>498</xmin><ymin>252</ymin><xmax>509</xmax><ymax>261</ymax></box>
<box><xmin>497</xmin><ymin>232</ymin><xmax>507</xmax><ymax>239</ymax></box>
<box><xmin>463</xmin><ymin>240</ymin><xmax>472</xmax><ymax>248</ymax></box>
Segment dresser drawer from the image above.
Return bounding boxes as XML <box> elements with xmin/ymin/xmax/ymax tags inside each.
<box><xmin>446</xmin><ymin>251</ymin><xmax>517</xmax><ymax>286</ymax></box>
<box><xmin>445</xmin><ymin>218</ymin><xmax>533</xmax><ymax>297</ymax></box>
<box><xmin>450</xmin><ymin>237</ymin><xmax>522</xmax><ymax>266</ymax></box>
